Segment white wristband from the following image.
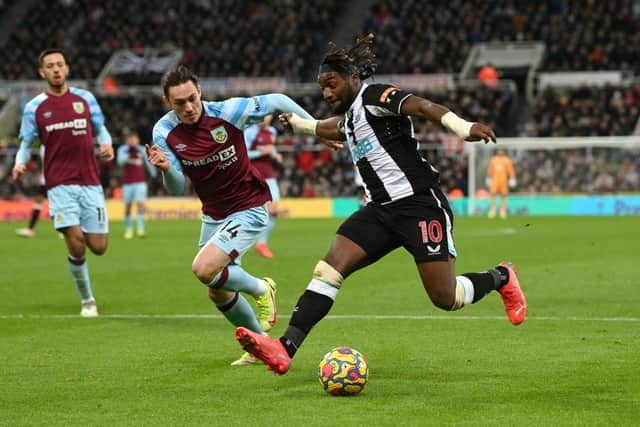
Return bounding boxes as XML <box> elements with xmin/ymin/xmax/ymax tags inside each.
<box><xmin>288</xmin><ymin>114</ymin><xmax>318</xmax><ymax>136</ymax></box>
<box><xmin>441</xmin><ymin>111</ymin><xmax>474</xmax><ymax>139</ymax></box>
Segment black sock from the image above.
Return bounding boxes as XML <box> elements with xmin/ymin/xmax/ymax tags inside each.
<box><xmin>279</xmin><ymin>290</ymin><xmax>334</xmax><ymax>357</ymax></box>
<box><xmin>28</xmin><ymin>207</ymin><xmax>41</xmax><ymax>230</ymax></box>
<box><xmin>495</xmin><ymin>266</ymin><xmax>510</xmax><ymax>288</ymax></box>
<box><xmin>463</xmin><ymin>269</ymin><xmax>502</xmax><ymax>303</ymax></box>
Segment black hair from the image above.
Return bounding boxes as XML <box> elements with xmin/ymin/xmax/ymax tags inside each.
<box><xmin>319</xmin><ymin>33</ymin><xmax>378</xmax><ymax>80</ymax></box>
<box><xmin>38</xmin><ymin>48</ymin><xmax>67</xmax><ymax>66</ymax></box>
<box><xmin>161</xmin><ymin>65</ymin><xmax>199</xmax><ymax>97</ymax></box>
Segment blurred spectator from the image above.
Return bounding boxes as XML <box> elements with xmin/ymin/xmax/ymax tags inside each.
<box><xmin>478</xmin><ymin>63</ymin><xmax>499</xmax><ymax>88</ymax></box>
<box><xmin>362</xmin><ymin>0</ymin><xmax>640</xmax><ymax>74</ymax></box>
<box><xmin>519</xmin><ymin>83</ymin><xmax>640</xmax><ymax>137</ymax></box>
<box><xmin>0</xmin><ymin>0</ymin><xmax>338</xmax><ymax>80</ymax></box>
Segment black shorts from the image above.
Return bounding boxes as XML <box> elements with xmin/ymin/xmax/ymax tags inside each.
<box><xmin>337</xmin><ymin>189</ymin><xmax>455</xmax><ymax>264</ymax></box>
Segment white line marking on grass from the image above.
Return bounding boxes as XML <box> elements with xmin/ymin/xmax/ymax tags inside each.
<box><xmin>464</xmin><ymin>227</ymin><xmax>518</xmax><ymax>237</ymax></box>
<box><xmin>0</xmin><ymin>314</ymin><xmax>639</xmax><ymax>322</ymax></box>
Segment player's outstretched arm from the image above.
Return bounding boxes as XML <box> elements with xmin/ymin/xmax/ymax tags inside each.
<box><xmin>400</xmin><ymin>95</ymin><xmax>496</xmax><ymax>143</ymax></box>
<box><xmin>279</xmin><ymin>113</ymin><xmax>345</xmax><ymax>148</ymax></box>
<box><xmin>263</xmin><ymin>93</ymin><xmax>315</xmax><ymax>121</ymax></box>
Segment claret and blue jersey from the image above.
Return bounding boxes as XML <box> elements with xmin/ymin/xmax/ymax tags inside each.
<box><xmin>17</xmin><ymin>87</ymin><xmax>112</xmax><ymax>190</ymax></box>
<box><xmin>152</xmin><ymin>94</ymin><xmax>311</xmax><ymax>220</ymax></box>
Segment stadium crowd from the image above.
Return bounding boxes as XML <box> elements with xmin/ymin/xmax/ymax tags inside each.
<box><xmin>4</xmin><ymin>0</ymin><xmax>640</xmax><ymax>81</ymax></box>
<box><xmin>0</xmin><ymin>0</ymin><xmax>338</xmax><ymax>81</ymax></box>
<box><xmin>363</xmin><ymin>0</ymin><xmax>640</xmax><ymax>74</ymax></box>
<box><xmin>1</xmin><ymin>0</ymin><xmax>639</xmax><ymax>200</ymax></box>
<box><xmin>519</xmin><ymin>83</ymin><xmax>640</xmax><ymax>137</ymax></box>
<box><xmin>514</xmin><ymin>148</ymin><xmax>640</xmax><ymax>194</ymax></box>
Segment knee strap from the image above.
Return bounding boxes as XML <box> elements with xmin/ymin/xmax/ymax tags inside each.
<box><xmin>312</xmin><ymin>260</ymin><xmax>344</xmax><ymax>288</ymax></box>
<box><xmin>307</xmin><ymin>260</ymin><xmax>344</xmax><ymax>300</ymax></box>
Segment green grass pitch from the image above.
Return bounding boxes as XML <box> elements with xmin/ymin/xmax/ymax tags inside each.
<box><xmin>1</xmin><ymin>216</ymin><xmax>639</xmax><ymax>426</ymax></box>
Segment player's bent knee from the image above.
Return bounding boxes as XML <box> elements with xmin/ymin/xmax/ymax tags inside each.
<box><xmin>427</xmin><ymin>286</ymin><xmax>456</xmax><ymax>311</ymax></box>
<box><xmin>89</xmin><ymin>243</ymin><xmax>108</xmax><ymax>256</ymax></box>
<box><xmin>192</xmin><ymin>260</ymin><xmax>221</xmax><ymax>284</ymax></box>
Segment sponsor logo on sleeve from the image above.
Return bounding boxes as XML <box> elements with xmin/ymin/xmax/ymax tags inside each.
<box><xmin>379</xmin><ymin>87</ymin><xmax>398</xmax><ymax>103</ymax></box>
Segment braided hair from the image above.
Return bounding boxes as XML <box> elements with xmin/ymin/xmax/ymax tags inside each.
<box><xmin>318</xmin><ymin>33</ymin><xmax>378</xmax><ymax>80</ymax></box>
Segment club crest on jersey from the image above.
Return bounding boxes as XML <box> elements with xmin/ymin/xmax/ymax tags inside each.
<box><xmin>211</xmin><ymin>126</ymin><xmax>228</xmax><ymax>144</ymax></box>
<box><xmin>72</xmin><ymin>102</ymin><xmax>85</xmax><ymax>114</ymax></box>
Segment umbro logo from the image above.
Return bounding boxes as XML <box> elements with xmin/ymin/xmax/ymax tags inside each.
<box><xmin>43</xmin><ymin>111</ymin><xmax>52</xmax><ymax>119</ymax></box>
<box><xmin>175</xmin><ymin>143</ymin><xmax>187</xmax><ymax>152</ymax></box>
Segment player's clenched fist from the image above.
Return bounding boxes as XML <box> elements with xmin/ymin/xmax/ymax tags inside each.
<box><xmin>99</xmin><ymin>144</ymin><xmax>114</xmax><ymax>161</ymax></box>
<box><xmin>12</xmin><ymin>164</ymin><xmax>26</xmax><ymax>180</ymax></box>
<box><xmin>145</xmin><ymin>144</ymin><xmax>170</xmax><ymax>171</ymax></box>
<box><xmin>466</xmin><ymin>123</ymin><xmax>497</xmax><ymax>144</ymax></box>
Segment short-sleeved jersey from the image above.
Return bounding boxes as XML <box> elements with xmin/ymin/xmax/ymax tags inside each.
<box><xmin>341</xmin><ymin>83</ymin><xmax>440</xmax><ymax>205</ymax></box>
<box><xmin>19</xmin><ymin>87</ymin><xmax>106</xmax><ymax>189</ymax></box>
<box><xmin>153</xmin><ymin>98</ymin><xmax>272</xmax><ymax>220</ymax></box>
<box><xmin>247</xmin><ymin>125</ymin><xmax>277</xmax><ymax>180</ymax></box>
<box><xmin>487</xmin><ymin>154</ymin><xmax>515</xmax><ymax>182</ymax></box>
<box><xmin>117</xmin><ymin>145</ymin><xmax>148</xmax><ymax>184</ymax></box>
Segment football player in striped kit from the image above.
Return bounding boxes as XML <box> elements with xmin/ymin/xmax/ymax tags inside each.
<box><xmin>236</xmin><ymin>34</ymin><xmax>527</xmax><ymax>375</ymax></box>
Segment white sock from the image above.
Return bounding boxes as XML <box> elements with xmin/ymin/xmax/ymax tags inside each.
<box><xmin>254</xmin><ymin>279</ymin><xmax>267</xmax><ymax>297</ymax></box>
<box><xmin>456</xmin><ymin>276</ymin><xmax>475</xmax><ymax>305</ymax></box>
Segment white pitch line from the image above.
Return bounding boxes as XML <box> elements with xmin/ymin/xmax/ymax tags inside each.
<box><xmin>0</xmin><ymin>313</ymin><xmax>639</xmax><ymax>322</ymax></box>
<box><xmin>464</xmin><ymin>227</ymin><xmax>518</xmax><ymax>237</ymax></box>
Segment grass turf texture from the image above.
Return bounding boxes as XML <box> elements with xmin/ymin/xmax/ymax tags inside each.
<box><xmin>1</xmin><ymin>217</ymin><xmax>639</xmax><ymax>426</ymax></box>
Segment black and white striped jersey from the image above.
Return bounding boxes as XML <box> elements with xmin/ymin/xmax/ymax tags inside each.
<box><xmin>341</xmin><ymin>83</ymin><xmax>440</xmax><ymax>205</ymax></box>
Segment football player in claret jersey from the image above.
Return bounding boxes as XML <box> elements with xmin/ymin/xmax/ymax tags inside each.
<box><xmin>236</xmin><ymin>34</ymin><xmax>527</xmax><ymax>375</ymax></box>
<box><xmin>146</xmin><ymin>65</ymin><xmax>314</xmax><ymax>365</ymax></box>
<box><xmin>12</xmin><ymin>48</ymin><xmax>114</xmax><ymax>317</ymax></box>
<box><xmin>116</xmin><ymin>130</ymin><xmax>156</xmax><ymax>239</ymax></box>
<box><xmin>243</xmin><ymin>114</ymin><xmax>283</xmax><ymax>259</ymax></box>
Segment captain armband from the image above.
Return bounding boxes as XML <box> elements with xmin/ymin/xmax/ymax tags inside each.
<box><xmin>441</xmin><ymin>111</ymin><xmax>474</xmax><ymax>139</ymax></box>
<box><xmin>288</xmin><ymin>114</ymin><xmax>318</xmax><ymax>136</ymax></box>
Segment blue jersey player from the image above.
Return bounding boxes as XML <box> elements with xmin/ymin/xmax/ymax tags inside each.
<box><xmin>12</xmin><ymin>48</ymin><xmax>113</xmax><ymax>317</ymax></box>
<box><xmin>147</xmin><ymin>65</ymin><xmax>314</xmax><ymax>365</ymax></box>
<box><xmin>243</xmin><ymin>115</ymin><xmax>283</xmax><ymax>259</ymax></box>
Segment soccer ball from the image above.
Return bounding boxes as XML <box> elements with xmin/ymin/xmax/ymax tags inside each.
<box><xmin>318</xmin><ymin>347</ymin><xmax>368</xmax><ymax>396</ymax></box>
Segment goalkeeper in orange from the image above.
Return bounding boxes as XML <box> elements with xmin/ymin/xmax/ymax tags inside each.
<box><xmin>486</xmin><ymin>149</ymin><xmax>516</xmax><ymax>218</ymax></box>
